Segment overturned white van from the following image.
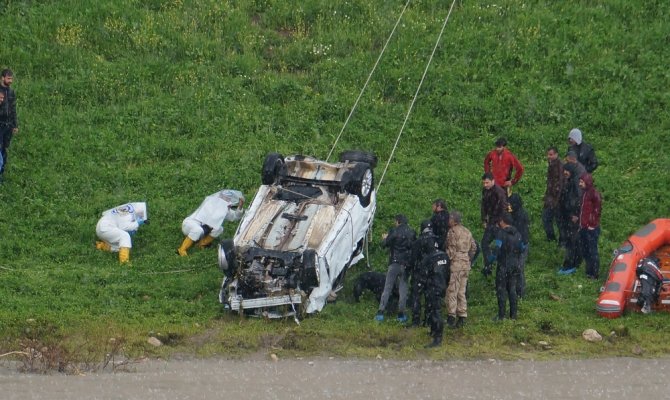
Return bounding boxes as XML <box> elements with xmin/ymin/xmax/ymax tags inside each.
<box><xmin>218</xmin><ymin>150</ymin><xmax>377</xmax><ymax>318</ymax></box>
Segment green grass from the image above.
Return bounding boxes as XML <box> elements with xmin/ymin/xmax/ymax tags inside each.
<box><xmin>1</xmin><ymin>0</ymin><xmax>669</xmax><ymax>363</ymax></box>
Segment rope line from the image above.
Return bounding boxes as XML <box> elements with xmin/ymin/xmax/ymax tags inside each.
<box><xmin>376</xmin><ymin>0</ymin><xmax>457</xmax><ymax>192</ymax></box>
<box><xmin>326</xmin><ymin>0</ymin><xmax>412</xmax><ymax>162</ymax></box>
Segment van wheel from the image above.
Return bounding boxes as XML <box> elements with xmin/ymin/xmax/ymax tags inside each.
<box><xmin>262</xmin><ymin>153</ymin><xmax>284</xmax><ymax>185</ymax></box>
<box><xmin>339</xmin><ymin>150</ymin><xmax>377</xmax><ymax>168</ymax></box>
<box><xmin>218</xmin><ymin>239</ymin><xmax>237</xmax><ymax>276</ymax></box>
<box><xmin>345</xmin><ymin>163</ymin><xmax>374</xmax><ymax>207</ymax></box>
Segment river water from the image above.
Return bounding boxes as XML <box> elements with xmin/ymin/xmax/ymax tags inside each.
<box><xmin>2</xmin><ymin>357</ymin><xmax>668</xmax><ymax>399</ymax></box>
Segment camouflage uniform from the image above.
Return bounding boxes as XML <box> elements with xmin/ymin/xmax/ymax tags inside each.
<box><xmin>446</xmin><ymin>224</ymin><xmax>477</xmax><ymax>318</ymax></box>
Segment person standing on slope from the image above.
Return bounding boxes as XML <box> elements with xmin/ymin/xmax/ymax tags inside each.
<box><xmin>567</xmin><ymin>128</ymin><xmax>598</xmax><ymax>174</ymax></box>
<box><xmin>483</xmin><ymin>137</ymin><xmax>524</xmax><ymax>195</ymax></box>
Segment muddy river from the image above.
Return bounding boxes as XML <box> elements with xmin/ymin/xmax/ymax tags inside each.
<box><xmin>2</xmin><ymin>357</ymin><xmax>668</xmax><ymax>399</ymax></box>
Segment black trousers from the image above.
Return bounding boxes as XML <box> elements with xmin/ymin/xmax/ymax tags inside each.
<box><xmin>481</xmin><ymin>224</ymin><xmax>498</xmax><ymax>268</ymax></box>
<box><xmin>0</xmin><ymin>125</ymin><xmax>13</xmax><ymax>174</ymax></box>
<box><xmin>561</xmin><ymin>219</ymin><xmax>582</xmax><ymax>269</ymax></box>
<box><xmin>542</xmin><ymin>206</ymin><xmax>559</xmax><ymax>241</ymax></box>
<box><xmin>411</xmin><ymin>277</ymin><xmax>429</xmax><ymax>326</ymax></box>
<box><xmin>639</xmin><ymin>277</ymin><xmax>662</xmax><ymax>310</ymax></box>
<box><xmin>495</xmin><ymin>266</ymin><xmax>519</xmax><ymax>319</ymax></box>
<box><xmin>427</xmin><ymin>287</ymin><xmax>444</xmax><ymax>339</ymax></box>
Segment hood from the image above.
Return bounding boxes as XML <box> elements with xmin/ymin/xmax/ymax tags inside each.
<box><xmin>563</xmin><ymin>162</ymin><xmax>578</xmax><ymax>177</ymax></box>
<box><xmin>580</xmin><ymin>172</ymin><xmax>594</xmax><ymax>189</ymax></box>
<box><xmin>509</xmin><ymin>193</ymin><xmax>523</xmax><ymax>210</ymax></box>
<box><xmin>568</xmin><ymin>128</ymin><xmax>583</xmax><ymax>145</ymax></box>
<box><xmin>128</xmin><ymin>202</ymin><xmax>148</xmax><ymax>219</ymax></box>
<box><xmin>217</xmin><ymin>189</ymin><xmax>244</xmax><ymax>206</ymax></box>
<box><xmin>509</xmin><ymin>193</ymin><xmax>523</xmax><ymax>212</ymax></box>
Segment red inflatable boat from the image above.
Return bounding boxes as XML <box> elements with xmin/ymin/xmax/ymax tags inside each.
<box><xmin>596</xmin><ymin>219</ymin><xmax>670</xmax><ymax>318</ymax></box>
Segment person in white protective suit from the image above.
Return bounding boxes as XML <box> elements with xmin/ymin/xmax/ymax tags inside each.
<box><xmin>95</xmin><ymin>202</ymin><xmax>148</xmax><ymax>263</ymax></box>
<box><xmin>177</xmin><ymin>189</ymin><xmax>245</xmax><ymax>256</ymax></box>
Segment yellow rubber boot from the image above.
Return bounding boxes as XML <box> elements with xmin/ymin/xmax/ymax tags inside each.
<box><xmin>177</xmin><ymin>237</ymin><xmax>194</xmax><ymax>256</ymax></box>
<box><xmin>96</xmin><ymin>241</ymin><xmax>111</xmax><ymax>252</ymax></box>
<box><xmin>119</xmin><ymin>247</ymin><xmax>130</xmax><ymax>263</ymax></box>
<box><xmin>197</xmin><ymin>235</ymin><xmax>215</xmax><ymax>249</ymax></box>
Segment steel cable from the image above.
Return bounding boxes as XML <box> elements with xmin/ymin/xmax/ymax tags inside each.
<box><xmin>376</xmin><ymin>0</ymin><xmax>457</xmax><ymax>193</ymax></box>
<box><xmin>326</xmin><ymin>0</ymin><xmax>412</xmax><ymax>162</ymax></box>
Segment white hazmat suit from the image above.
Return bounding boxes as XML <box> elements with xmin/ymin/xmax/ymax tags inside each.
<box><xmin>177</xmin><ymin>190</ymin><xmax>244</xmax><ymax>256</ymax></box>
<box><xmin>95</xmin><ymin>202</ymin><xmax>148</xmax><ymax>263</ymax></box>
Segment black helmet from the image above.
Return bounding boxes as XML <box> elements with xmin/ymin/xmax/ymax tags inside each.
<box><xmin>420</xmin><ymin>219</ymin><xmax>432</xmax><ymax>233</ymax></box>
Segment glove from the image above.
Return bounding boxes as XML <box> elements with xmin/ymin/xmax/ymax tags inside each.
<box><xmin>487</xmin><ymin>254</ymin><xmax>496</xmax><ymax>264</ymax></box>
<box><xmin>137</xmin><ymin>217</ymin><xmax>145</xmax><ymax>226</ymax></box>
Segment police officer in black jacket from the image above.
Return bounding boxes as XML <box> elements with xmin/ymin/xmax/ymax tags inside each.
<box><xmin>410</xmin><ymin>220</ymin><xmax>440</xmax><ymax>328</ymax></box>
<box><xmin>376</xmin><ymin>214</ymin><xmax>416</xmax><ymax>323</ymax></box>
<box><xmin>418</xmin><ymin>242</ymin><xmax>449</xmax><ymax>348</ymax></box>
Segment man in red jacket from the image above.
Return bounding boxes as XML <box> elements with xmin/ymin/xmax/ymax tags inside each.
<box><xmin>578</xmin><ymin>173</ymin><xmax>602</xmax><ymax>279</ymax></box>
<box><xmin>484</xmin><ymin>138</ymin><xmax>524</xmax><ymax>194</ymax></box>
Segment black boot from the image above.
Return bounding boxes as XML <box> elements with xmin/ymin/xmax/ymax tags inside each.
<box><xmin>446</xmin><ymin>315</ymin><xmax>457</xmax><ymax>328</ymax></box>
<box><xmin>424</xmin><ymin>336</ymin><xmax>442</xmax><ymax>348</ymax></box>
<box><xmin>456</xmin><ymin>316</ymin><xmax>466</xmax><ymax>328</ymax></box>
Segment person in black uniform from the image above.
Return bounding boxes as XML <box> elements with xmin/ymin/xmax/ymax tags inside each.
<box><xmin>410</xmin><ymin>220</ymin><xmax>440</xmax><ymax>328</ymax></box>
<box><xmin>635</xmin><ymin>256</ymin><xmax>664</xmax><ymax>314</ymax></box>
<box><xmin>418</xmin><ymin>241</ymin><xmax>450</xmax><ymax>348</ymax></box>
<box><xmin>431</xmin><ymin>199</ymin><xmax>449</xmax><ymax>250</ymax></box>
<box><xmin>488</xmin><ymin>213</ymin><xmax>523</xmax><ymax>321</ymax></box>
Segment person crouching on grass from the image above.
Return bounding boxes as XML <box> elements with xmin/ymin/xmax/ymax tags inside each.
<box><xmin>177</xmin><ymin>189</ymin><xmax>245</xmax><ymax>256</ymax></box>
<box><xmin>95</xmin><ymin>202</ymin><xmax>148</xmax><ymax>263</ymax></box>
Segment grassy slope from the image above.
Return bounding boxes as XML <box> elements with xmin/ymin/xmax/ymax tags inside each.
<box><xmin>0</xmin><ymin>0</ymin><xmax>669</xmax><ymax>360</ymax></box>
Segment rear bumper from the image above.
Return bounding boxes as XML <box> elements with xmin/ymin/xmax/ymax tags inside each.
<box><xmin>229</xmin><ymin>293</ymin><xmax>302</xmax><ymax>311</ymax></box>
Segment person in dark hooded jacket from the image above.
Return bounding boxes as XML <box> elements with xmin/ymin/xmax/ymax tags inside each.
<box><xmin>578</xmin><ymin>173</ymin><xmax>602</xmax><ymax>279</ymax></box>
<box><xmin>509</xmin><ymin>193</ymin><xmax>530</xmax><ymax>298</ymax></box>
<box><xmin>489</xmin><ymin>213</ymin><xmax>523</xmax><ymax>321</ymax></box>
<box><xmin>481</xmin><ymin>172</ymin><xmax>508</xmax><ymax>276</ymax></box>
<box><xmin>431</xmin><ymin>199</ymin><xmax>450</xmax><ymax>250</ymax></box>
<box><xmin>542</xmin><ymin>146</ymin><xmax>563</xmax><ymax>242</ymax></box>
<box><xmin>567</xmin><ymin>128</ymin><xmax>598</xmax><ymax>173</ymax></box>
<box><xmin>558</xmin><ymin>162</ymin><xmax>582</xmax><ymax>275</ymax></box>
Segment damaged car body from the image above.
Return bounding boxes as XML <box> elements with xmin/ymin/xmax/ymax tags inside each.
<box><xmin>218</xmin><ymin>150</ymin><xmax>377</xmax><ymax>318</ymax></box>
